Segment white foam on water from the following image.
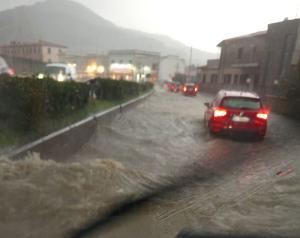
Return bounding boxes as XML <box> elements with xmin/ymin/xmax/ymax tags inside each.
<box><xmin>0</xmin><ymin>153</ymin><xmax>154</xmax><ymax>238</ymax></box>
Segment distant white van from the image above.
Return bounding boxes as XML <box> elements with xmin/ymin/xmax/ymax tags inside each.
<box><xmin>0</xmin><ymin>56</ymin><xmax>14</xmax><ymax>76</ymax></box>
<box><xmin>41</xmin><ymin>63</ymin><xmax>77</xmax><ymax>82</ymax></box>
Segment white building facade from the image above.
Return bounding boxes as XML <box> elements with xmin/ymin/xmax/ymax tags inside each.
<box><xmin>159</xmin><ymin>56</ymin><xmax>186</xmax><ymax>82</ymax></box>
<box><xmin>108</xmin><ymin>50</ymin><xmax>160</xmax><ymax>82</ymax></box>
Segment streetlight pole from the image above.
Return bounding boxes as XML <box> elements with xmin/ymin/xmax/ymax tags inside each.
<box><xmin>187</xmin><ymin>46</ymin><xmax>193</xmax><ymax>82</ymax></box>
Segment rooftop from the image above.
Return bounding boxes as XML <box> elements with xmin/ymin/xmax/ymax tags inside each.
<box><xmin>0</xmin><ymin>40</ymin><xmax>67</xmax><ymax>49</ymax></box>
<box><xmin>269</xmin><ymin>18</ymin><xmax>300</xmax><ymax>27</ymax></box>
<box><xmin>199</xmin><ymin>59</ymin><xmax>219</xmax><ymax>70</ymax></box>
<box><xmin>217</xmin><ymin>31</ymin><xmax>267</xmax><ymax>47</ymax></box>
<box><xmin>108</xmin><ymin>49</ymin><xmax>160</xmax><ymax>57</ymax></box>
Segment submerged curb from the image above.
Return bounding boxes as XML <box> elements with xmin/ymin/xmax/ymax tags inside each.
<box><xmin>6</xmin><ymin>90</ymin><xmax>154</xmax><ymax>160</ymax></box>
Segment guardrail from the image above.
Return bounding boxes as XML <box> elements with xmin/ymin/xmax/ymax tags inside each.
<box><xmin>7</xmin><ymin>90</ymin><xmax>154</xmax><ymax>160</ymax></box>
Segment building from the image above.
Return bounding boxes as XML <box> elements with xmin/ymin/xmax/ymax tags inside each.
<box><xmin>0</xmin><ymin>40</ymin><xmax>67</xmax><ymax>64</ymax></box>
<box><xmin>200</xmin><ymin>18</ymin><xmax>300</xmax><ymax>95</ymax></box>
<box><xmin>159</xmin><ymin>55</ymin><xmax>186</xmax><ymax>82</ymax></box>
<box><xmin>186</xmin><ymin>65</ymin><xmax>202</xmax><ymax>83</ymax></box>
<box><xmin>199</xmin><ymin>59</ymin><xmax>220</xmax><ymax>92</ymax></box>
<box><xmin>63</xmin><ymin>54</ymin><xmax>108</xmax><ymax>80</ymax></box>
<box><xmin>262</xmin><ymin>18</ymin><xmax>300</xmax><ymax>94</ymax></box>
<box><xmin>217</xmin><ymin>31</ymin><xmax>267</xmax><ymax>92</ymax></box>
<box><xmin>108</xmin><ymin>49</ymin><xmax>160</xmax><ymax>82</ymax></box>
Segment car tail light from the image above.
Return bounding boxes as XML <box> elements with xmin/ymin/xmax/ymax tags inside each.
<box><xmin>194</xmin><ymin>87</ymin><xmax>198</xmax><ymax>92</ymax></box>
<box><xmin>183</xmin><ymin>87</ymin><xmax>187</xmax><ymax>92</ymax></box>
<box><xmin>214</xmin><ymin>108</ymin><xmax>227</xmax><ymax>117</ymax></box>
<box><xmin>257</xmin><ymin>111</ymin><xmax>268</xmax><ymax>120</ymax></box>
<box><xmin>8</xmin><ymin>68</ymin><xmax>15</xmax><ymax>76</ymax></box>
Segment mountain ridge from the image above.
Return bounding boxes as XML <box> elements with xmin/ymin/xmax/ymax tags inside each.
<box><xmin>0</xmin><ymin>0</ymin><xmax>218</xmax><ymax>64</ymax></box>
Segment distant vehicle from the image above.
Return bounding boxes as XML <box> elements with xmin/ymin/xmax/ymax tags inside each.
<box><xmin>204</xmin><ymin>90</ymin><xmax>269</xmax><ymax>139</ymax></box>
<box><xmin>38</xmin><ymin>63</ymin><xmax>77</xmax><ymax>82</ymax></box>
<box><xmin>169</xmin><ymin>82</ymin><xmax>181</xmax><ymax>93</ymax></box>
<box><xmin>164</xmin><ymin>81</ymin><xmax>180</xmax><ymax>92</ymax></box>
<box><xmin>182</xmin><ymin>83</ymin><xmax>199</xmax><ymax>96</ymax></box>
<box><xmin>0</xmin><ymin>56</ymin><xmax>15</xmax><ymax>77</ymax></box>
<box><xmin>164</xmin><ymin>81</ymin><xmax>172</xmax><ymax>91</ymax></box>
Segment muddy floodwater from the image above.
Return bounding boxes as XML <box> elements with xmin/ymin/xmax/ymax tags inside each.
<box><xmin>1</xmin><ymin>87</ymin><xmax>300</xmax><ymax>238</ymax></box>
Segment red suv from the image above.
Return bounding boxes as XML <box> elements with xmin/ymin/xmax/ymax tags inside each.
<box><xmin>204</xmin><ymin>90</ymin><xmax>269</xmax><ymax>139</ymax></box>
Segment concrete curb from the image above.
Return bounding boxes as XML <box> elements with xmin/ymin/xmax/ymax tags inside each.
<box><xmin>7</xmin><ymin>90</ymin><xmax>154</xmax><ymax>160</ymax></box>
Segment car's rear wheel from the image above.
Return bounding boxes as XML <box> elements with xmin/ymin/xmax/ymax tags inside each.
<box><xmin>257</xmin><ymin>134</ymin><xmax>265</xmax><ymax>141</ymax></box>
<box><xmin>207</xmin><ymin>121</ymin><xmax>219</xmax><ymax>137</ymax></box>
<box><xmin>257</xmin><ymin>130</ymin><xmax>266</xmax><ymax>140</ymax></box>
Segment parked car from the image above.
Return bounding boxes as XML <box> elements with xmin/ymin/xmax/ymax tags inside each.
<box><xmin>204</xmin><ymin>90</ymin><xmax>269</xmax><ymax>139</ymax></box>
<box><xmin>0</xmin><ymin>56</ymin><xmax>15</xmax><ymax>77</ymax></box>
<box><xmin>182</xmin><ymin>83</ymin><xmax>199</xmax><ymax>96</ymax></box>
<box><xmin>38</xmin><ymin>63</ymin><xmax>77</xmax><ymax>82</ymax></box>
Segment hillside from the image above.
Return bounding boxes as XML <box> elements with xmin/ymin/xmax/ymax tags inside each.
<box><xmin>0</xmin><ymin>0</ymin><xmax>38</xmax><ymax>12</ymax></box>
<box><xmin>0</xmin><ymin>0</ymin><xmax>217</xmax><ymax>64</ymax></box>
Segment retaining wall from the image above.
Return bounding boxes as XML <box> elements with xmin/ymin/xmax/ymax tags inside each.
<box><xmin>8</xmin><ymin>91</ymin><xmax>153</xmax><ymax>161</ymax></box>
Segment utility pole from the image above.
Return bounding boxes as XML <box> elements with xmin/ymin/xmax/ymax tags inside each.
<box><xmin>187</xmin><ymin>46</ymin><xmax>193</xmax><ymax>82</ymax></box>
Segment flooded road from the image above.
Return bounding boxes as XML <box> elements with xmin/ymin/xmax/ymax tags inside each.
<box><xmin>2</xmin><ymin>87</ymin><xmax>300</xmax><ymax>238</ymax></box>
<box><xmin>72</xmin><ymin>87</ymin><xmax>210</xmax><ymax>177</ymax></box>
<box><xmin>71</xmin><ymin>87</ymin><xmax>300</xmax><ymax>238</ymax></box>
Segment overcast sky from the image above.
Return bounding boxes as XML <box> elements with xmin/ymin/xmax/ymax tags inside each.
<box><xmin>72</xmin><ymin>0</ymin><xmax>300</xmax><ymax>53</ymax></box>
<box><xmin>4</xmin><ymin>0</ymin><xmax>300</xmax><ymax>52</ymax></box>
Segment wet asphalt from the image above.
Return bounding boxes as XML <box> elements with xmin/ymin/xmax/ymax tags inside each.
<box><xmin>70</xmin><ymin>87</ymin><xmax>300</xmax><ymax>238</ymax></box>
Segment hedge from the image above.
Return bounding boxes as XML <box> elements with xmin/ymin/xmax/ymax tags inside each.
<box><xmin>0</xmin><ymin>77</ymin><xmax>46</xmax><ymax>131</ymax></box>
<box><xmin>0</xmin><ymin>77</ymin><xmax>153</xmax><ymax>132</ymax></box>
<box><xmin>90</xmin><ymin>78</ymin><xmax>153</xmax><ymax>100</ymax></box>
<box><xmin>44</xmin><ymin>79</ymin><xmax>90</xmax><ymax>118</ymax></box>
<box><xmin>0</xmin><ymin>77</ymin><xmax>90</xmax><ymax>132</ymax></box>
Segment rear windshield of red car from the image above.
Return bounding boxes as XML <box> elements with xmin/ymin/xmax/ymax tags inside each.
<box><xmin>221</xmin><ymin>97</ymin><xmax>261</xmax><ymax>110</ymax></box>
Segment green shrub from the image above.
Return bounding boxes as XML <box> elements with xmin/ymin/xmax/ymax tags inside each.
<box><xmin>0</xmin><ymin>77</ymin><xmax>45</xmax><ymax>131</ymax></box>
<box><xmin>44</xmin><ymin>79</ymin><xmax>90</xmax><ymax>118</ymax></box>
<box><xmin>0</xmin><ymin>77</ymin><xmax>90</xmax><ymax>132</ymax></box>
<box><xmin>92</xmin><ymin>78</ymin><xmax>153</xmax><ymax>100</ymax></box>
<box><xmin>0</xmin><ymin>77</ymin><xmax>153</xmax><ymax>133</ymax></box>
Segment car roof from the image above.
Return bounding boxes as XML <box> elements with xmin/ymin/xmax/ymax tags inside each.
<box><xmin>185</xmin><ymin>83</ymin><xmax>195</xmax><ymax>86</ymax></box>
<box><xmin>46</xmin><ymin>63</ymin><xmax>69</xmax><ymax>68</ymax></box>
<box><xmin>0</xmin><ymin>57</ymin><xmax>8</xmax><ymax>68</ymax></box>
<box><xmin>218</xmin><ymin>90</ymin><xmax>260</xmax><ymax>99</ymax></box>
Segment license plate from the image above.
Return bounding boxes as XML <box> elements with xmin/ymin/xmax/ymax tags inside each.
<box><xmin>232</xmin><ymin>115</ymin><xmax>250</xmax><ymax>123</ymax></box>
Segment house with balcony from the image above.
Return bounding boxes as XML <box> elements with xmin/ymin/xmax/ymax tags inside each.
<box><xmin>217</xmin><ymin>31</ymin><xmax>267</xmax><ymax>92</ymax></box>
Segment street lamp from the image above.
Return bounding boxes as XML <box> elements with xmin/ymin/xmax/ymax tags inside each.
<box><xmin>274</xmin><ymin>80</ymin><xmax>280</xmax><ymax>96</ymax></box>
<box><xmin>246</xmin><ymin>78</ymin><xmax>252</xmax><ymax>91</ymax></box>
<box><xmin>246</xmin><ymin>78</ymin><xmax>252</xmax><ymax>84</ymax></box>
